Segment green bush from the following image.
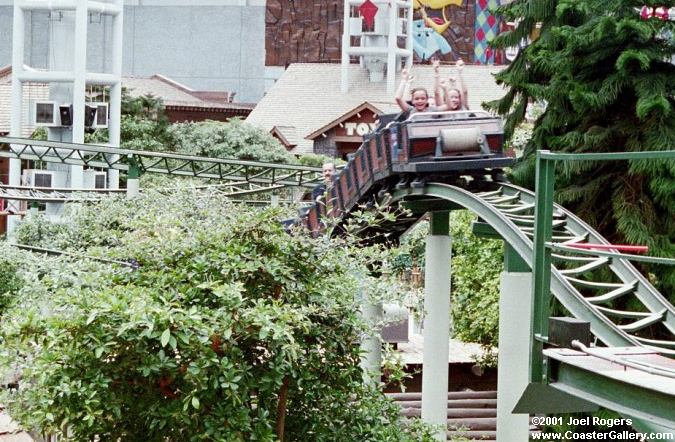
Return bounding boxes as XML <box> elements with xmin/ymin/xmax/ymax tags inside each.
<box><xmin>1</xmin><ymin>190</ymin><xmax>434</xmax><ymax>441</ymax></box>
<box><xmin>449</xmin><ymin>211</ymin><xmax>502</xmax><ymax>349</ymax></box>
<box><xmin>393</xmin><ymin>211</ymin><xmax>502</xmax><ymax>352</ymax></box>
<box><xmin>168</xmin><ymin>119</ymin><xmax>296</xmax><ymax>163</ymax></box>
<box><xmin>0</xmin><ymin>244</ymin><xmax>28</xmax><ymax>316</ymax></box>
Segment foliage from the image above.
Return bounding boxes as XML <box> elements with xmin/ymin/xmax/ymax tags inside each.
<box><xmin>84</xmin><ymin>90</ymin><xmax>173</xmax><ymax>151</ymax></box>
<box><xmin>296</xmin><ymin>153</ymin><xmax>346</xmax><ymax>168</ymax></box>
<box><xmin>488</xmin><ymin>0</ymin><xmax>675</xmax><ymax>297</ymax></box>
<box><xmin>168</xmin><ymin>119</ymin><xmax>297</xmax><ymax>163</ymax></box>
<box><xmin>504</xmin><ymin>123</ymin><xmax>533</xmax><ymax>157</ymax></box>
<box><xmin>448</xmin><ymin>211</ymin><xmax>502</xmax><ymax>349</ymax></box>
<box><xmin>0</xmin><ymin>244</ymin><xmax>30</xmax><ymax>316</ymax></box>
<box><xmin>381</xmin><ymin>344</ymin><xmax>413</xmax><ymax>392</ymax></box>
<box><xmin>30</xmin><ymin>127</ymin><xmax>47</xmax><ymax>141</ymax></box>
<box><xmin>391</xmin><ymin>212</ymin><xmax>503</xmax><ymax>353</ymax></box>
<box><xmin>2</xmin><ymin>190</ymin><xmax>435</xmax><ymax>441</ymax></box>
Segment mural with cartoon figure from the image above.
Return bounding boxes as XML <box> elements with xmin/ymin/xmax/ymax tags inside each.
<box><xmin>411</xmin><ymin>0</ymin><xmax>503</xmax><ymax>64</ymax></box>
<box><xmin>411</xmin><ymin>0</ymin><xmax>472</xmax><ymax>62</ymax></box>
<box><xmin>264</xmin><ymin>0</ymin><xmax>506</xmax><ymax>67</ymax></box>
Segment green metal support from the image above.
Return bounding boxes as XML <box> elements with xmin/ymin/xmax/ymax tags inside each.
<box><xmin>429</xmin><ymin>210</ymin><xmax>449</xmax><ymax>235</ymax></box>
<box><xmin>127</xmin><ymin>156</ymin><xmax>141</xmax><ymax>179</ymax></box>
<box><xmin>531</xmin><ymin>151</ymin><xmax>555</xmax><ymax>383</ymax></box>
<box><xmin>547</xmin><ymin>358</ymin><xmax>675</xmax><ymax>430</ymax></box>
<box><xmin>504</xmin><ymin>243</ymin><xmax>529</xmax><ymax>273</ymax></box>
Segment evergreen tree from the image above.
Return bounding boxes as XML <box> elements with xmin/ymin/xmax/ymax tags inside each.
<box><xmin>488</xmin><ymin>0</ymin><xmax>675</xmax><ymax>297</ymax></box>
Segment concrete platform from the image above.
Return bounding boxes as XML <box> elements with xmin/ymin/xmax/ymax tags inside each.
<box><xmin>396</xmin><ymin>333</ymin><xmax>491</xmax><ymax>365</ymax></box>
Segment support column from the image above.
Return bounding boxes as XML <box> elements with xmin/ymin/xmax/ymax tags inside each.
<box><xmin>126</xmin><ymin>157</ymin><xmax>140</xmax><ymax>198</ymax></box>
<box><xmin>360</xmin><ymin>298</ymin><xmax>383</xmax><ymax>386</ymax></box>
<box><xmin>7</xmin><ymin>1</ymin><xmax>25</xmax><ymax>238</ymax></box>
<box><xmin>107</xmin><ymin>0</ymin><xmax>124</xmax><ymax>189</ymax></box>
<box><xmin>340</xmin><ymin>0</ymin><xmax>351</xmax><ymax>93</ymax></box>
<box><xmin>421</xmin><ymin>211</ymin><xmax>451</xmax><ymax>441</ymax></box>
<box><xmin>497</xmin><ymin>245</ymin><xmax>532</xmax><ymax>442</ymax></box>
<box><xmin>386</xmin><ymin>0</ymin><xmax>398</xmax><ymax>95</ymax></box>
<box><xmin>69</xmin><ymin>0</ymin><xmax>88</xmax><ymax>189</ymax></box>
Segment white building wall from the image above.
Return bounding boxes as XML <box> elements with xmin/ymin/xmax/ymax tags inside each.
<box><xmin>0</xmin><ymin>0</ymin><xmax>266</xmax><ymax>103</ymax></box>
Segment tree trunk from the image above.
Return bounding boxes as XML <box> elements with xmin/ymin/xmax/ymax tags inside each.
<box><xmin>276</xmin><ymin>377</ymin><xmax>290</xmax><ymax>442</ymax></box>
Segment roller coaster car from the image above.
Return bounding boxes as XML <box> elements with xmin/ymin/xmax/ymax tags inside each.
<box><xmin>394</xmin><ymin>110</ymin><xmax>514</xmax><ymax>173</ymax></box>
<box><xmin>305</xmin><ymin>111</ymin><xmax>512</xmax><ymax>231</ymax></box>
<box><xmin>326</xmin><ymin>182</ymin><xmax>343</xmax><ymax>218</ymax></box>
<box><xmin>337</xmin><ymin>158</ymin><xmax>360</xmax><ymax>212</ymax></box>
<box><xmin>364</xmin><ymin>133</ymin><xmax>389</xmax><ymax>182</ymax></box>
<box><xmin>305</xmin><ymin>203</ymin><xmax>321</xmax><ymax>238</ymax></box>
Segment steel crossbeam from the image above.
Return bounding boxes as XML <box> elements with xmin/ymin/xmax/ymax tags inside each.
<box><xmin>0</xmin><ymin>137</ymin><xmax>323</xmax><ymax>189</ymax></box>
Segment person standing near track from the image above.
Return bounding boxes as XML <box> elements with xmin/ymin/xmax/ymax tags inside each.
<box><xmin>311</xmin><ymin>162</ymin><xmax>336</xmax><ymax>202</ymax></box>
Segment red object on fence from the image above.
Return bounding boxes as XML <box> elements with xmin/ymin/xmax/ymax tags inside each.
<box><xmin>566</xmin><ymin>243</ymin><xmax>649</xmax><ymax>254</ymax></box>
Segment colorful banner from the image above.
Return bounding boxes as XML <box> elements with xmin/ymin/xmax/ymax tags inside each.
<box><xmin>474</xmin><ymin>0</ymin><xmax>501</xmax><ymax>64</ymax></box>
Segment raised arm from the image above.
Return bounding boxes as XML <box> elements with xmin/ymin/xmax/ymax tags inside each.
<box><xmin>456</xmin><ymin>59</ymin><xmax>469</xmax><ymax>109</ymax></box>
<box><xmin>395</xmin><ymin>68</ymin><xmax>413</xmax><ymax>112</ymax></box>
<box><xmin>432</xmin><ymin>58</ymin><xmax>443</xmax><ymax>107</ymax></box>
<box><xmin>434</xmin><ymin>79</ymin><xmax>451</xmax><ymax>111</ymax></box>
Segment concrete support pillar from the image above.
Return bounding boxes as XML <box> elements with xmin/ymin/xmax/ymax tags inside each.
<box><xmin>7</xmin><ymin>2</ymin><xmax>25</xmax><ymax>238</ymax></box>
<box><xmin>421</xmin><ymin>212</ymin><xmax>451</xmax><ymax>441</ymax></box>
<box><xmin>108</xmin><ymin>0</ymin><xmax>124</xmax><ymax>190</ymax></box>
<box><xmin>386</xmin><ymin>1</ymin><xmax>398</xmax><ymax>95</ymax></box>
<box><xmin>360</xmin><ymin>298</ymin><xmax>383</xmax><ymax>386</ymax></box>
<box><xmin>126</xmin><ymin>158</ymin><xmax>140</xmax><ymax>198</ymax></box>
<box><xmin>497</xmin><ymin>271</ymin><xmax>532</xmax><ymax>442</ymax></box>
<box><xmin>340</xmin><ymin>0</ymin><xmax>351</xmax><ymax>93</ymax></box>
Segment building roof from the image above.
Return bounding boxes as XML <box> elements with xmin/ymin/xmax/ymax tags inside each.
<box><xmin>246</xmin><ymin>63</ymin><xmax>507</xmax><ymax>154</ymax></box>
<box><xmin>270</xmin><ymin>125</ymin><xmax>299</xmax><ymax>148</ymax></box>
<box><xmin>121</xmin><ymin>74</ymin><xmax>254</xmax><ymax>112</ymax></box>
<box><xmin>305</xmin><ymin>101</ymin><xmax>381</xmax><ymax>141</ymax></box>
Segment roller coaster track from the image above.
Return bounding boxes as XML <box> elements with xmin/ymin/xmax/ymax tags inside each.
<box><xmin>390</xmin><ymin>182</ymin><xmax>675</xmax><ymax>355</ymax></box>
<box><xmin>0</xmin><ymin>182</ymin><xmax>292</xmax><ymax>203</ymax></box>
<box><xmin>0</xmin><ymin>137</ymin><xmax>323</xmax><ymax>189</ymax></box>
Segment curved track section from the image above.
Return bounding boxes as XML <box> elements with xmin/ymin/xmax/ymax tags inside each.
<box><xmin>389</xmin><ymin>182</ymin><xmax>675</xmax><ymax>355</ymax></box>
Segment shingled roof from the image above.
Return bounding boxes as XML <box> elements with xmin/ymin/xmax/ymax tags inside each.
<box><xmin>246</xmin><ymin>63</ymin><xmax>507</xmax><ymax>155</ymax></box>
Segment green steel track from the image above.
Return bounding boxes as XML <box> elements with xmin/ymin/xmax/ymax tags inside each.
<box><xmin>390</xmin><ymin>182</ymin><xmax>675</xmax><ymax>355</ymax></box>
<box><xmin>0</xmin><ymin>137</ymin><xmax>323</xmax><ymax>189</ymax></box>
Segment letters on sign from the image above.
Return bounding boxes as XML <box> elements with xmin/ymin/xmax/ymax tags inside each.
<box><xmin>344</xmin><ymin>122</ymin><xmax>378</xmax><ymax>136</ymax></box>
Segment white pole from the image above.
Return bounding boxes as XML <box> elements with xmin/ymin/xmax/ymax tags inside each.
<box><xmin>386</xmin><ymin>0</ymin><xmax>398</xmax><ymax>95</ymax></box>
<box><xmin>126</xmin><ymin>178</ymin><xmax>140</xmax><ymax>198</ymax></box>
<box><xmin>341</xmin><ymin>0</ymin><xmax>351</xmax><ymax>93</ymax></box>
<box><xmin>496</xmin><ymin>271</ymin><xmax>532</xmax><ymax>442</ymax></box>
<box><xmin>360</xmin><ymin>280</ymin><xmax>383</xmax><ymax>386</ymax></box>
<box><xmin>107</xmin><ymin>0</ymin><xmax>124</xmax><ymax>189</ymax></box>
<box><xmin>406</xmin><ymin>0</ymin><xmax>413</xmax><ymax>70</ymax></box>
<box><xmin>69</xmin><ymin>0</ymin><xmax>88</xmax><ymax>189</ymax></box>
<box><xmin>7</xmin><ymin>1</ymin><xmax>26</xmax><ymax>238</ymax></box>
<box><xmin>421</xmin><ymin>212</ymin><xmax>451</xmax><ymax>441</ymax></box>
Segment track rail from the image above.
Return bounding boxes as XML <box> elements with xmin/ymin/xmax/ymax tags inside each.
<box><xmin>389</xmin><ymin>182</ymin><xmax>675</xmax><ymax>355</ymax></box>
<box><xmin>0</xmin><ymin>137</ymin><xmax>323</xmax><ymax>189</ymax></box>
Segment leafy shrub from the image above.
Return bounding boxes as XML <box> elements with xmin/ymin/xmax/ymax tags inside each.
<box><xmin>0</xmin><ymin>244</ymin><xmax>28</xmax><ymax>316</ymax></box>
<box><xmin>168</xmin><ymin>119</ymin><xmax>296</xmax><ymax>163</ymax></box>
<box><xmin>393</xmin><ymin>211</ymin><xmax>502</xmax><ymax>352</ymax></box>
<box><xmin>449</xmin><ymin>211</ymin><xmax>502</xmax><ymax>350</ymax></box>
<box><xmin>1</xmin><ymin>190</ymin><xmax>434</xmax><ymax>441</ymax></box>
